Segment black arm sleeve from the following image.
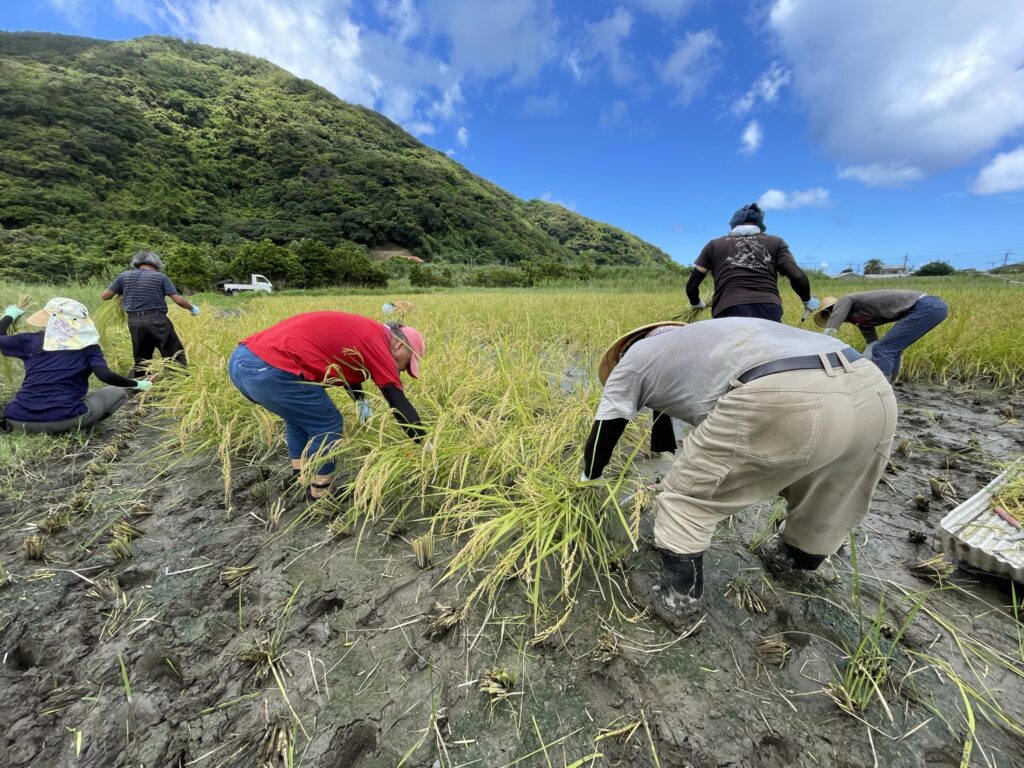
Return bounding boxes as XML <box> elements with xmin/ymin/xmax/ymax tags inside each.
<box><xmin>582</xmin><ymin>418</ymin><xmax>628</xmax><ymax>479</ymax></box>
<box><xmin>91</xmin><ymin>365</ymin><xmax>138</xmax><ymax>388</ymax></box>
<box><xmin>380</xmin><ymin>384</ymin><xmax>425</xmax><ymax>440</ymax></box>
<box><xmin>0</xmin><ymin>316</ymin><xmax>13</xmax><ymax>335</ymax></box>
<box><xmin>685</xmin><ymin>269</ymin><xmax>707</xmax><ymax>305</ymax></box>
<box><xmin>650</xmin><ymin>411</ymin><xmax>677</xmax><ymax>454</ymax></box>
<box><xmin>778</xmin><ymin>261</ymin><xmax>811</xmax><ymax>302</ymax></box>
<box><xmin>345</xmin><ymin>381</ymin><xmax>364</xmax><ymax>400</ymax></box>
<box><xmin>860</xmin><ymin>326</ymin><xmax>879</xmax><ymax>345</ymax></box>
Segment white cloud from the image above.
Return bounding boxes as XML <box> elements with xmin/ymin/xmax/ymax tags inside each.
<box><xmin>757</xmin><ymin>187</ymin><xmax>830</xmax><ymax>210</ymax></box>
<box><xmin>456</xmin><ymin>125</ymin><xmax>470</xmax><ymax>147</ymax></box>
<box><xmin>600</xmin><ymin>99</ymin><xmax>629</xmax><ymax>128</ymax></box>
<box><xmin>107</xmin><ymin>0</ymin><xmax>556</xmax><ymax>136</ymax></box>
<box><xmin>565</xmin><ymin>8</ymin><xmax>636</xmax><ymax>86</ymax></box>
<box><xmin>837</xmin><ymin>163</ymin><xmax>924</xmax><ymax>188</ymax></box>
<box><xmin>739</xmin><ymin>120</ymin><xmax>762</xmax><ymax>155</ymax></box>
<box><xmin>522</xmin><ymin>93</ymin><xmax>566</xmax><ymax>117</ymax></box>
<box><xmin>732</xmin><ymin>62</ymin><xmax>790</xmax><ymax>116</ymax></box>
<box><xmin>540</xmin><ymin>191</ymin><xmax>576</xmax><ymax>211</ymax></box>
<box><xmin>623</xmin><ymin>0</ymin><xmax>695</xmax><ymax>20</ymax></box>
<box><xmin>660</xmin><ymin>29</ymin><xmax>720</xmax><ymax>105</ymax></box>
<box><xmin>768</xmin><ymin>0</ymin><xmax>1024</xmax><ymax>181</ymax></box>
<box><xmin>971</xmin><ymin>147</ymin><xmax>1024</xmax><ymax>195</ymax></box>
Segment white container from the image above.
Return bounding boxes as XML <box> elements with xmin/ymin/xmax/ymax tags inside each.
<box><xmin>937</xmin><ymin>460</ymin><xmax>1024</xmax><ymax>582</ymax></box>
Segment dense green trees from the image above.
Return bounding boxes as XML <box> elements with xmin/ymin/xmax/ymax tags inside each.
<box><xmin>0</xmin><ymin>32</ymin><xmax>675</xmax><ymax>287</ymax></box>
<box><xmin>915</xmin><ymin>261</ymin><xmax>956</xmax><ymax>276</ymax></box>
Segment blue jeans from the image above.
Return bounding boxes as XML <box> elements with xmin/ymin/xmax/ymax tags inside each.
<box><xmin>227</xmin><ymin>345</ymin><xmax>342</xmax><ymax>473</ymax></box>
<box><xmin>867</xmin><ymin>295</ymin><xmax>949</xmax><ymax>380</ymax></box>
<box><xmin>715</xmin><ymin>302</ymin><xmax>783</xmax><ymax>322</ymax></box>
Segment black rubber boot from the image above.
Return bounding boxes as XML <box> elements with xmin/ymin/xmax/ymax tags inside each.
<box><xmin>783</xmin><ymin>542</ymin><xmax>826</xmax><ymax>571</ymax></box>
<box><xmin>660</xmin><ymin>549</ymin><xmax>704</xmax><ymax>599</ymax></box>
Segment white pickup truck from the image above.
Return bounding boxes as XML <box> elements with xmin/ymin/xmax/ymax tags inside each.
<box><xmin>217</xmin><ymin>274</ymin><xmax>273</xmax><ymax>295</ymax></box>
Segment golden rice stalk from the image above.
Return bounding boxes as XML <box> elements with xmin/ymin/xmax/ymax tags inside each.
<box><xmin>895</xmin><ymin>438</ymin><xmax>912</xmax><ymax>457</ymax></box>
<box><xmin>249</xmin><ymin>480</ymin><xmax>276</xmax><ymax>507</ymax></box>
<box><xmin>69</xmin><ymin>491</ymin><xmax>92</xmax><ymax>513</ymax></box>
<box><xmin>98</xmin><ymin>443</ymin><xmax>120</xmax><ymax>463</ymax></box>
<box><xmin>259</xmin><ymin>716</ymin><xmax>294</xmax><ymax>765</ymax></box>
<box><xmin>109</xmin><ymin>538</ymin><xmax>134</xmax><ymax>562</ymax></box>
<box><xmin>266</xmin><ymin>498</ymin><xmax>286</xmax><ymax>531</ymax></box>
<box><xmin>412</xmin><ymin>533</ymin><xmax>434</xmax><ymax>569</ymax></box>
<box><xmin>86</xmin><ymin>461</ymin><xmax>109</xmax><ymax>477</ymax></box>
<box><xmin>424</xmin><ymin>601</ymin><xmax>462</xmax><ymax>641</ymax></box>
<box><xmin>326</xmin><ymin>515</ymin><xmax>351</xmax><ymax>539</ymax></box>
<box><xmin>755</xmin><ymin>634</ymin><xmax>792</xmax><ymax>668</ymax></box>
<box><xmin>590</xmin><ymin>631</ymin><xmax>620</xmax><ymax>665</ymax></box>
<box><xmin>37</xmin><ymin>510</ymin><xmax>72</xmax><ymax>534</ymax></box>
<box><xmin>23</xmin><ymin>535</ymin><xmax>45</xmax><ymax>561</ymax></box>
<box><xmin>929</xmin><ymin>477</ymin><xmax>952</xmax><ymax>499</ymax></box>
<box><xmin>0</xmin><ymin>561</ymin><xmax>11</xmax><ymax>589</ymax></box>
<box><xmin>907</xmin><ymin>553</ymin><xmax>955</xmax><ymax>583</ymax></box>
<box><xmin>725</xmin><ymin>577</ymin><xmax>767</xmax><ymax>614</ymax></box>
<box><xmin>86</xmin><ymin>577</ymin><xmax>124</xmax><ymax>604</ymax></box>
<box><xmin>16</xmin><ymin>294</ymin><xmax>32</xmax><ymax>310</ymax></box>
<box><xmin>112</xmin><ymin>519</ymin><xmax>143</xmax><ymax>541</ymax></box>
<box><xmin>221</xmin><ymin>565</ymin><xmax>257</xmax><ymax>589</ymax></box>
<box><xmin>479</xmin><ymin>668</ymin><xmax>515</xmax><ymax>702</ymax></box>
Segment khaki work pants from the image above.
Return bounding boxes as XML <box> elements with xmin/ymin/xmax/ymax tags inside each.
<box><xmin>653</xmin><ymin>358</ymin><xmax>897</xmax><ymax>557</ymax></box>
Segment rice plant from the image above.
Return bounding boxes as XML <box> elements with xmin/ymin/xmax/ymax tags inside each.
<box><xmin>907</xmin><ymin>553</ymin><xmax>956</xmax><ymax>583</ymax></box>
<box><xmin>754</xmin><ymin>634</ymin><xmax>792</xmax><ymax>669</ymax></box>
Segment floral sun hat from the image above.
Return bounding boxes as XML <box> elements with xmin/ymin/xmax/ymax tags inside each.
<box><xmin>25</xmin><ymin>298</ymin><xmax>101</xmax><ymax>351</ymax></box>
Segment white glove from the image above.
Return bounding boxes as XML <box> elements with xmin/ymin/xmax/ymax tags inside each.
<box><xmin>689</xmin><ymin>300</ymin><xmax>706</xmax><ymax>310</ymax></box>
<box><xmin>823</xmin><ymin>327</ymin><xmax>838</xmax><ymax>337</ymax></box>
<box><xmin>804</xmin><ymin>297</ymin><xmax>821</xmax><ymax>311</ymax></box>
<box><xmin>382</xmin><ymin>302</ymin><xmax>396</xmax><ymax>315</ymax></box>
<box><xmin>356</xmin><ymin>399</ymin><xmax>372</xmax><ymax>424</ymax></box>
<box><xmin>579</xmin><ymin>472</ymin><xmax>604</xmax><ymax>482</ymax></box>
<box><xmin>190</xmin><ymin>305</ymin><xmax>200</xmax><ymax>316</ymax></box>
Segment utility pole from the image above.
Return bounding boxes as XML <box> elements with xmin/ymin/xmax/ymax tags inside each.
<box><xmin>902</xmin><ymin>254</ymin><xmax>909</xmax><ymax>273</ymax></box>
<box><xmin>1004</xmin><ymin>251</ymin><xmax>1011</xmax><ymax>267</ymax></box>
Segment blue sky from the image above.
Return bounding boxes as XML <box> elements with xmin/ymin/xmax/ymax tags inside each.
<box><xmin>3</xmin><ymin>1</ymin><xmax>1024</xmax><ymax>273</ymax></box>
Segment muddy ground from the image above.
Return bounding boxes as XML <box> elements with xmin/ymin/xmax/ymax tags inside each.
<box><xmin>1</xmin><ymin>383</ymin><xmax>1023</xmax><ymax>768</ymax></box>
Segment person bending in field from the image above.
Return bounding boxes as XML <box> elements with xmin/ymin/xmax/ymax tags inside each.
<box><xmin>228</xmin><ymin>312</ymin><xmax>426</xmax><ymax>502</ymax></box>
<box><xmin>685</xmin><ymin>202</ymin><xmax>821</xmax><ymax>322</ymax></box>
<box><xmin>101</xmin><ymin>250</ymin><xmax>199</xmax><ymax>377</ymax></box>
<box><xmin>0</xmin><ymin>298</ymin><xmax>151</xmax><ymax>434</ymax></box>
<box><xmin>813</xmin><ymin>290</ymin><xmax>949</xmax><ymax>382</ymax></box>
<box><xmin>581</xmin><ymin>318</ymin><xmax>896</xmax><ymax>630</ymax></box>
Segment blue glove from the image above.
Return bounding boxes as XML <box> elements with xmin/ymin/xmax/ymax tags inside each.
<box><xmin>4</xmin><ymin>305</ymin><xmax>24</xmax><ymax>320</ymax></box>
<box><xmin>823</xmin><ymin>327</ymin><xmax>838</xmax><ymax>337</ymax></box>
<box><xmin>804</xmin><ymin>297</ymin><xmax>821</xmax><ymax>311</ymax></box>
<box><xmin>134</xmin><ymin>380</ymin><xmax>153</xmax><ymax>392</ymax></box>
<box><xmin>356</xmin><ymin>398</ymin><xmax>372</xmax><ymax>424</ymax></box>
<box><xmin>190</xmin><ymin>305</ymin><xmax>200</xmax><ymax>316</ymax></box>
<box><xmin>382</xmin><ymin>302</ymin><xmax>396</xmax><ymax>315</ymax></box>
<box><xmin>689</xmin><ymin>300</ymin><xmax>706</xmax><ymax>310</ymax></box>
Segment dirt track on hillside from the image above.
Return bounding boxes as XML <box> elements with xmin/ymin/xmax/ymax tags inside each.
<box><xmin>2</xmin><ymin>383</ymin><xmax>1023</xmax><ymax>768</ymax></box>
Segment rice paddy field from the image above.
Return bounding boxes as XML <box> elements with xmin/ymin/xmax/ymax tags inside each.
<box><xmin>1</xmin><ymin>275</ymin><xmax>1023</xmax><ymax>768</ymax></box>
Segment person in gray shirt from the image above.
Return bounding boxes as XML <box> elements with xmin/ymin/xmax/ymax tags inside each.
<box><xmin>581</xmin><ymin>318</ymin><xmax>896</xmax><ymax>630</ymax></box>
<box><xmin>813</xmin><ymin>290</ymin><xmax>948</xmax><ymax>381</ymax></box>
<box><xmin>101</xmin><ymin>250</ymin><xmax>200</xmax><ymax>377</ymax></box>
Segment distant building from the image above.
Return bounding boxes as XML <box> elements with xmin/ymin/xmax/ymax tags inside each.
<box><xmin>865</xmin><ymin>262</ymin><xmax>911</xmax><ymax>279</ymax></box>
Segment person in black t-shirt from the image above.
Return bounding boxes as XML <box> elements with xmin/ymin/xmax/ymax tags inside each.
<box><xmin>101</xmin><ymin>250</ymin><xmax>200</xmax><ymax>377</ymax></box>
<box><xmin>685</xmin><ymin>203</ymin><xmax>820</xmax><ymax>322</ymax></box>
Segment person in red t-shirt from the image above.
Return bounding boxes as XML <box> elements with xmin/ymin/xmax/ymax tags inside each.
<box><xmin>227</xmin><ymin>312</ymin><xmax>425</xmax><ymax>501</ymax></box>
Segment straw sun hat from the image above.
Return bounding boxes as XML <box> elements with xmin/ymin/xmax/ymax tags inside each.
<box><xmin>597</xmin><ymin>321</ymin><xmax>687</xmax><ymax>384</ymax></box>
<box><xmin>812</xmin><ymin>296</ymin><xmax>839</xmax><ymax>328</ymax></box>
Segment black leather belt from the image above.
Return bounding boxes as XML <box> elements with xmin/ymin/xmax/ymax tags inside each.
<box><xmin>737</xmin><ymin>348</ymin><xmax>863</xmax><ymax>385</ymax></box>
<box><xmin>127</xmin><ymin>309</ymin><xmax>167</xmax><ymax>317</ymax></box>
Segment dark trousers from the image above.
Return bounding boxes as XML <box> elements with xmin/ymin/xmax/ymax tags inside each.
<box><xmin>128</xmin><ymin>312</ymin><xmax>186</xmax><ymax>376</ymax></box>
<box><xmin>7</xmin><ymin>387</ymin><xmax>128</xmax><ymax>434</ymax></box>
<box><xmin>867</xmin><ymin>296</ymin><xmax>949</xmax><ymax>380</ymax></box>
<box><xmin>715</xmin><ymin>302</ymin><xmax>784</xmax><ymax>322</ymax></box>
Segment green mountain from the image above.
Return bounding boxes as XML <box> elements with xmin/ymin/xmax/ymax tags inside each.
<box><xmin>0</xmin><ymin>32</ymin><xmax>673</xmax><ymax>284</ymax></box>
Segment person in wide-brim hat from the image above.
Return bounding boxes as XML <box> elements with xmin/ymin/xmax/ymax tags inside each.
<box><xmin>1</xmin><ymin>297</ymin><xmax>150</xmax><ymax>434</ymax></box>
<box><xmin>598</xmin><ymin>321</ymin><xmax>687</xmax><ymax>384</ymax></box>
<box><xmin>580</xmin><ymin>316</ymin><xmax>895</xmax><ymax>635</ymax></box>
<box><xmin>812</xmin><ymin>296</ymin><xmax>839</xmax><ymax>328</ymax></box>
<box><xmin>812</xmin><ymin>290</ymin><xmax>949</xmax><ymax>381</ymax></box>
